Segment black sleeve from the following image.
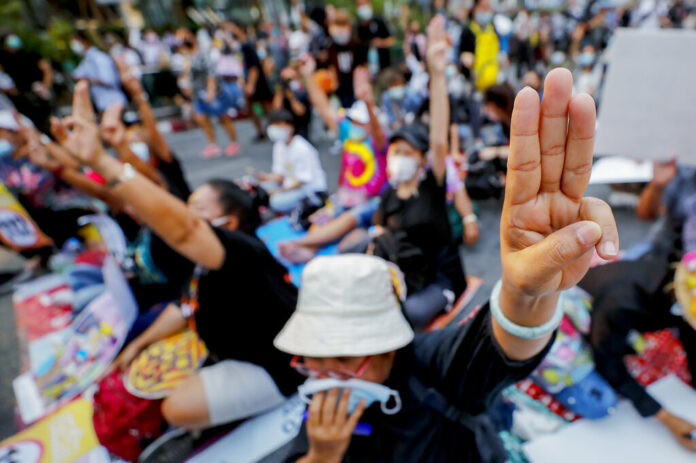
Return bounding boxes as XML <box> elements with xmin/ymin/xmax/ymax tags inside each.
<box><xmin>353</xmin><ymin>43</ymin><xmax>369</xmax><ymax>67</ymax></box>
<box><xmin>375</xmin><ymin>17</ymin><xmax>392</xmax><ymax>39</ymax></box>
<box><xmin>588</xmin><ymin>292</ymin><xmax>662</xmax><ymax>417</ymax></box>
<box><xmin>413</xmin><ymin>304</ymin><xmax>554</xmax><ymax>414</ymax></box>
<box><xmin>458</xmin><ymin>26</ymin><xmax>476</xmax><ymax>55</ymax></box>
<box><xmin>211</xmin><ymin>226</ymin><xmax>266</xmax><ymax>272</ymax></box>
<box><xmin>242</xmin><ymin>44</ymin><xmax>261</xmax><ymax>70</ymax></box>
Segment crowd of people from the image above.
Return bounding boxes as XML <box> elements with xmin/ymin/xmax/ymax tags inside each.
<box><xmin>1</xmin><ymin>0</ymin><xmax>696</xmax><ymax>461</ymax></box>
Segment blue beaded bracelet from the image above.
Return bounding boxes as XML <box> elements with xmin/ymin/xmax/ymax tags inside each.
<box><xmin>489</xmin><ymin>279</ymin><xmax>565</xmax><ymax>339</ymax></box>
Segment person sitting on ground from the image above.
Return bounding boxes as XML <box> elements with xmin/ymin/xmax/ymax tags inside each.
<box><xmin>255</xmin><ymin>110</ymin><xmax>328</xmax><ymax>214</ymax></box>
<box><xmin>274</xmin><ymin>50</ymin><xmax>620</xmax><ymax>463</ymax></box>
<box><xmin>57</xmin><ymin>81</ymin><xmax>304</xmax><ymax>433</ymax></box>
<box><xmin>299</xmin><ymin>51</ymin><xmax>387</xmax><ymax>209</ymax></box>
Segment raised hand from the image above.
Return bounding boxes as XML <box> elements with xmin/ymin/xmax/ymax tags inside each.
<box><xmin>60</xmin><ymin>80</ymin><xmax>105</xmax><ymax>166</ymax></box>
<box><xmin>13</xmin><ymin>112</ymin><xmax>59</xmax><ymax>171</ymax></box>
<box><xmin>115</xmin><ymin>56</ymin><xmax>145</xmax><ymax>98</ymax></box>
<box><xmin>652</xmin><ymin>159</ymin><xmax>678</xmax><ymax>188</ymax></box>
<box><xmin>426</xmin><ymin>15</ymin><xmax>449</xmax><ymax>75</ymax></box>
<box><xmin>500</xmin><ymin>68</ymin><xmax>618</xmax><ymax>300</ymax></box>
<box><xmin>298</xmin><ymin>53</ymin><xmax>317</xmax><ymax>78</ymax></box>
<box><xmin>353</xmin><ymin>66</ymin><xmax>374</xmax><ymax>106</ymax></box>
<box><xmin>100</xmin><ymin>101</ymin><xmax>127</xmax><ymax>148</ymax></box>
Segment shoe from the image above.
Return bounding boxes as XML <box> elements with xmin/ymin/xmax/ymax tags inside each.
<box><xmin>252</xmin><ymin>133</ymin><xmax>267</xmax><ymax>143</ymax></box>
<box><xmin>138</xmin><ymin>428</ymin><xmax>194</xmax><ymax>463</ymax></box>
<box><xmin>201</xmin><ymin>143</ymin><xmax>222</xmax><ymax>158</ymax></box>
<box><xmin>224</xmin><ymin>142</ymin><xmax>240</xmax><ymax>156</ymax></box>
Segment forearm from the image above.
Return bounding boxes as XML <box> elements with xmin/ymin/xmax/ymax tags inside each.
<box><xmin>113</xmin><ymin>142</ymin><xmax>166</xmax><ymax>187</ymax></box>
<box><xmin>132</xmin><ymin>303</ymin><xmax>188</xmax><ymax>349</ymax></box>
<box><xmin>288</xmin><ymin>96</ymin><xmax>307</xmax><ymax>116</ymax></box>
<box><xmin>59</xmin><ymin>166</ymin><xmax>122</xmax><ymax>210</ymax></box>
<box><xmin>134</xmin><ymin>95</ymin><xmax>173</xmax><ymax>162</ymax></box>
<box><xmin>429</xmin><ymin>73</ymin><xmax>448</xmax><ymax>181</ymax></box>
<box><xmin>454</xmin><ymin>187</ymin><xmax>474</xmax><ymax>218</ymax></box>
<box><xmin>304</xmin><ymin>72</ymin><xmax>337</xmax><ymax>133</ymax></box>
<box><xmin>247</xmin><ymin>68</ymin><xmax>259</xmax><ymax>92</ymax></box>
<box><xmin>366</xmin><ymin>101</ymin><xmax>386</xmax><ymax>150</ymax></box>
<box><xmin>636</xmin><ymin>182</ymin><xmax>665</xmax><ymax>220</ymax></box>
<box><xmin>90</xmin><ymin>152</ymin><xmax>225</xmax><ymax>269</ymax></box>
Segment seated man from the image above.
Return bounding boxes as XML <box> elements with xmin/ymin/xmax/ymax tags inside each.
<box><xmin>256</xmin><ymin>110</ymin><xmax>328</xmax><ymax>213</ymax></box>
<box><xmin>272</xmin><ymin>54</ymin><xmax>619</xmax><ymax>461</ymax></box>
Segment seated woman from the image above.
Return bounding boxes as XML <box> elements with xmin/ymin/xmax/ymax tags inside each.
<box><xmin>254</xmin><ymin>110</ymin><xmax>328</xmax><ymax>214</ymax></box>
<box><xmin>273</xmin><ymin>23</ymin><xmax>619</xmax><ymax>461</ymax></box>
<box><xmin>56</xmin><ymin>82</ymin><xmax>304</xmax><ymax>433</ymax></box>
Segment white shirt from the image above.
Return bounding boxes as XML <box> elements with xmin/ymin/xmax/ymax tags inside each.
<box><xmin>73</xmin><ymin>47</ymin><xmax>127</xmax><ymax>112</ymax></box>
<box><xmin>271</xmin><ymin>135</ymin><xmax>327</xmax><ymax>193</ymax></box>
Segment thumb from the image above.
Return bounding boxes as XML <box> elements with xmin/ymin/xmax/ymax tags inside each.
<box><xmin>516</xmin><ymin>221</ymin><xmax>601</xmax><ymax>287</ymax></box>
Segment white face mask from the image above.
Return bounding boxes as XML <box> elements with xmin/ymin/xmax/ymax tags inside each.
<box><xmin>210</xmin><ymin>215</ymin><xmax>231</xmax><ymax>227</ymax></box>
<box><xmin>298</xmin><ymin>378</ymin><xmax>402</xmax><ymax>415</ymax></box>
<box><xmin>387</xmin><ymin>155</ymin><xmax>420</xmax><ymax>186</ymax></box>
<box><xmin>129</xmin><ymin>142</ymin><xmax>150</xmax><ymax>162</ymax></box>
<box><xmin>388</xmin><ymin>86</ymin><xmax>406</xmax><ymax>101</ymax></box>
<box><xmin>357</xmin><ymin>5</ymin><xmax>374</xmax><ymax>21</ymax></box>
<box><xmin>331</xmin><ymin>30</ymin><xmax>351</xmax><ymax>45</ymax></box>
<box><xmin>267</xmin><ymin>125</ymin><xmax>292</xmax><ymax>143</ymax></box>
<box><xmin>71</xmin><ymin>40</ymin><xmax>86</xmax><ymax>56</ymax></box>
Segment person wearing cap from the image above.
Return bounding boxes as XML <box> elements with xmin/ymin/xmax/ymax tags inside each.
<box><xmin>273</xmin><ymin>16</ymin><xmax>619</xmax><ymax>459</ymax></box>
<box><xmin>299</xmin><ymin>48</ymin><xmax>387</xmax><ymax>209</ymax></box>
<box><xmin>254</xmin><ymin>110</ymin><xmax>328</xmax><ymax>213</ymax></box>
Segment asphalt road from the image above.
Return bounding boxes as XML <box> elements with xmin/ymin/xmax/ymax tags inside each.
<box><xmin>0</xmin><ymin>118</ymin><xmax>655</xmax><ymax>441</ymax></box>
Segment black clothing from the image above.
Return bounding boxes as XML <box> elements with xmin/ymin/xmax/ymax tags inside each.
<box><xmin>581</xmin><ymin>256</ymin><xmax>696</xmax><ymax>417</ymax></box>
<box><xmin>156</xmin><ymin>151</ymin><xmax>191</xmax><ymax>200</ymax></box>
<box><xmin>283</xmin><ymin>305</ymin><xmax>553</xmax><ymax>463</ymax></box>
<box><xmin>194</xmin><ymin>227</ymin><xmax>303</xmax><ymax>396</ymax></box>
<box><xmin>241</xmin><ymin>43</ymin><xmax>273</xmax><ymax>102</ymax></box>
<box><xmin>355</xmin><ymin>17</ymin><xmax>392</xmax><ymax>70</ymax></box>
<box><xmin>281</xmin><ymin>89</ymin><xmax>311</xmax><ymax>141</ymax></box>
<box><xmin>329</xmin><ymin>41</ymin><xmax>368</xmax><ymax>108</ymax></box>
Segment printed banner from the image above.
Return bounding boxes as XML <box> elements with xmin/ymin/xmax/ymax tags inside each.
<box><xmin>0</xmin><ymin>183</ymin><xmax>52</xmax><ymax>251</ymax></box>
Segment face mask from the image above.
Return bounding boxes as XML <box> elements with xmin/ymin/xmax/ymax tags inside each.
<box><xmin>331</xmin><ymin>31</ymin><xmax>351</xmax><ymax>46</ymax></box>
<box><xmin>387</xmin><ymin>155</ymin><xmax>420</xmax><ymax>186</ymax></box>
<box><xmin>388</xmin><ymin>86</ymin><xmax>406</xmax><ymax>101</ymax></box>
<box><xmin>0</xmin><ymin>139</ymin><xmax>15</xmax><ymax>158</ymax></box>
<box><xmin>357</xmin><ymin>5</ymin><xmax>374</xmax><ymax>21</ymax></box>
<box><xmin>6</xmin><ymin>35</ymin><xmax>22</xmax><ymax>50</ymax></box>
<box><xmin>129</xmin><ymin>142</ymin><xmax>150</xmax><ymax>162</ymax></box>
<box><xmin>71</xmin><ymin>40</ymin><xmax>86</xmax><ymax>56</ymax></box>
<box><xmin>475</xmin><ymin>12</ymin><xmax>493</xmax><ymax>26</ymax></box>
<box><xmin>256</xmin><ymin>47</ymin><xmax>267</xmax><ymax>60</ymax></box>
<box><xmin>578</xmin><ymin>52</ymin><xmax>595</xmax><ymax>67</ymax></box>
<box><xmin>267</xmin><ymin>125</ymin><xmax>292</xmax><ymax>143</ymax></box>
<box><xmin>348</xmin><ymin>123</ymin><xmax>368</xmax><ymax>141</ymax></box>
<box><xmin>298</xmin><ymin>378</ymin><xmax>402</xmax><ymax>415</ymax></box>
<box><xmin>289</xmin><ymin>80</ymin><xmax>302</xmax><ymax>92</ymax></box>
<box><xmin>210</xmin><ymin>215</ymin><xmax>231</xmax><ymax>227</ymax></box>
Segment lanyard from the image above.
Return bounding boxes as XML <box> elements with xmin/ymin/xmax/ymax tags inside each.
<box><xmin>181</xmin><ymin>265</ymin><xmax>205</xmax><ymax>331</ymax></box>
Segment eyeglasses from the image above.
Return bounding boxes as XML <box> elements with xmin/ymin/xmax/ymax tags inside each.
<box><xmin>290</xmin><ymin>355</ymin><xmax>372</xmax><ymax>380</ymax></box>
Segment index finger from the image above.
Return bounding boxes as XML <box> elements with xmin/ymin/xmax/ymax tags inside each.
<box><xmin>506</xmin><ymin>87</ymin><xmax>542</xmax><ymax>206</ymax></box>
<box><xmin>73</xmin><ymin>80</ymin><xmax>95</xmax><ymax>122</ymax></box>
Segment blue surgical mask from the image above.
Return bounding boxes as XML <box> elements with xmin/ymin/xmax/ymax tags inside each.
<box><xmin>256</xmin><ymin>47</ymin><xmax>267</xmax><ymax>60</ymax></box>
<box><xmin>388</xmin><ymin>86</ymin><xmax>406</xmax><ymax>101</ymax></box>
<box><xmin>298</xmin><ymin>378</ymin><xmax>402</xmax><ymax>415</ymax></box>
<box><xmin>349</xmin><ymin>123</ymin><xmax>368</xmax><ymax>141</ymax></box>
<box><xmin>6</xmin><ymin>35</ymin><xmax>22</xmax><ymax>50</ymax></box>
<box><xmin>445</xmin><ymin>65</ymin><xmax>458</xmax><ymax>79</ymax></box>
<box><xmin>0</xmin><ymin>139</ymin><xmax>15</xmax><ymax>158</ymax></box>
<box><xmin>475</xmin><ymin>12</ymin><xmax>493</xmax><ymax>26</ymax></box>
<box><xmin>578</xmin><ymin>52</ymin><xmax>595</xmax><ymax>67</ymax></box>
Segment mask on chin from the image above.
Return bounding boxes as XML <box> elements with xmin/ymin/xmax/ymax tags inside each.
<box><xmin>298</xmin><ymin>377</ymin><xmax>402</xmax><ymax>415</ymax></box>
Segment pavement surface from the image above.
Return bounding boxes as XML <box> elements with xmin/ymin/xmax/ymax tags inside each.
<box><xmin>0</xmin><ymin>118</ymin><xmax>655</xmax><ymax>441</ymax></box>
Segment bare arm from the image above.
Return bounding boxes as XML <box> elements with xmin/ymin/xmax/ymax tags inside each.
<box><xmin>636</xmin><ymin>183</ymin><xmax>666</xmax><ymax>220</ymax></box>
<box><xmin>426</xmin><ymin>18</ymin><xmax>449</xmax><ymax>185</ymax></box>
<box><xmin>299</xmin><ymin>55</ymin><xmax>338</xmax><ymax>133</ymax></box>
<box><xmin>38</xmin><ymin>59</ymin><xmax>53</xmax><ymax>89</ymax></box>
<box><xmin>130</xmin><ymin>303</ymin><xmax>187</xmax><ymax>350</ymax></box>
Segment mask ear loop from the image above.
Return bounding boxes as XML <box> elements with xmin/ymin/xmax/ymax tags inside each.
<box><xmin>381</xmin><ymin>390</ymin><xmax>402</xmax><ymax>415</ymax></box>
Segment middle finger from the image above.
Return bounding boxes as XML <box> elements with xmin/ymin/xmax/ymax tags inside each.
<box><xmin>321</xmin><ymin>388</ymin><xmax>340</xmax><ymax>426</ymax></box>
<box><xmin>539</xmin><ymin>69</ymin><xmax>572</xmax><ymax>193</ymax></box>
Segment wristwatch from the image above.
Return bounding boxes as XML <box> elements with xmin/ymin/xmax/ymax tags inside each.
<box><xmin>463</xmin><ymin>214</ymin><xmax>478</xmax><ymax>225</ymax></box>
<box><xmin>108</xmin><ymin>162</ymin><xmax>136</xmax><ymax>188</ymax></box>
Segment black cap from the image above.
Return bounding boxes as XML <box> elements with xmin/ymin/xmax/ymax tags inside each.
<box><xmin>389</xmin><ymin>123</ymin><xmax>429</xmax><ymax>153</ymax></box>
<box><xmin>267</xmin><ymin>109</ymin><xmax>295</xmax><ymax>126</ymax></box>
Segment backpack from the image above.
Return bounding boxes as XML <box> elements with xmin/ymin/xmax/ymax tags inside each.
<box><xmin>92</xmin><ymin>371</ymin><xmax>166</xmax><ymax>462</ymax></box>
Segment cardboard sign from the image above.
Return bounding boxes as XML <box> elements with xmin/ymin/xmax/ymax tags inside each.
<box><xmin>595</xmin><ymin>29</ymin><xmax>696</xmax><ymax>164</ymax></box>
<box><xmin>0</xmin><ymin>399</ymin><xmax>99</xmax><ymax>463</ymax></box>
<box><xmin>0</xmin><ymin>183</ymin><xmax>52</xmax><ymax>251</ymax></box>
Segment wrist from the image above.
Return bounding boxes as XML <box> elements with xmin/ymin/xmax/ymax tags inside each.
<box><xmin>656</xmin><ymin>408</ymin><xmax>671</xmax><ymax>424</ymax></box>
<box><xmin>463</xmin><ymin>214</ymin><xmax>478</xmax><ymax>225</ymax></box>
<box><xmin>498</xmin><ymin>278</ymin><xmax>561</xmax><ymax>328</ymax></box>
<box><xmin>91</xmin><ymin>153</ymin><xmax>123</xmax><ymax>183</ymax></box>
<box><xmin>305</xmin><ymin>450</ymin><xmax>342</xmax><ymax>463</ymax></box>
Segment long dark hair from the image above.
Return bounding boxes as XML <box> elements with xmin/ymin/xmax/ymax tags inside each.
<box><xmin>205</xmin><ymin>179</ymin><xmax>267</xmax><ymax>234</ymax></box>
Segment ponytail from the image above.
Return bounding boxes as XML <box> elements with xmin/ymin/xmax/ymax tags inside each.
<box><xmin>205</xmin><ymin>179</ymin><xmax>264</xmax><ymax>234</ymax></box>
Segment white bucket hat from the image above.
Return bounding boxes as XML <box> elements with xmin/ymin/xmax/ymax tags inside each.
<box><xmin>274</xmin><ymin>254</ymin><xmax>414</xmax><ymax>358</ymax></box>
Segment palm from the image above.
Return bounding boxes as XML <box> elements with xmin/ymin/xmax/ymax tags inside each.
<box><xmin>501</xmin><ymin>69</ymin><xmax>617</xmax><ymax>297</ymax></box>
<box><xmin>62</xmin><ymin>81</ymin><xmax>102</xmax><ymax>164</ymax></box>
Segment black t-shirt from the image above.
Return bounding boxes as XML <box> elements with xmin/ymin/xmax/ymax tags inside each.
<box><xmin>283</xmin><ymin>89</ymin><xmax>311</xmax><ymax>137</ymax></box>
<box><xmin>284</xmin><ymin>305</ymin><xmax>553</xmax><ymax>462</ymax></box>
<box><xmin>241</xmin><ymin>43</ymin><xmax>273</xmax><ymax>102</ymax></box>
<box><xmin>0</xmin><ymin>50</ymin><xmax>43</xmax><ymax>92</ymax></box>
<box><xmin>329</xmin><ymin>41</ymin><xmax>368</xmax><ymax>88</ymax></box>
<box><xmin>374</xmin><ymin>170</ymin><xmax>456</xmax><ymax>289</ymax></box>
<box><xmin>194</xmin><ymin>227</ymin><xmax>303</xmax><ymax>396</ymax></box>
<box><xmin>355</xmin><ymin>17</ymin><xmax>392</xmax><ymax>70</ymax></box>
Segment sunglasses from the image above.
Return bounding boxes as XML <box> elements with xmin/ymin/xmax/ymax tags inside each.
<box><xmin>291</xmin><ymin>355</ymin><xmax>372</xmax><ymax>380</ymax></box>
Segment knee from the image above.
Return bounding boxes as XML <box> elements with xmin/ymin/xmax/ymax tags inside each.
<box><xmin>161</xmin><ymin>395</ymin><xmax>202</xmax><ymax>429</ymax></box>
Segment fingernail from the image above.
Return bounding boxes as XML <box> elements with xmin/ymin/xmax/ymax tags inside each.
<box><xmin>576</xmin><ymin>222</ymin><xmax>601</xmax><ymax>246</ymax></box>
<box><xmin>600</xmin><ymin>241</ymin><xmax>617</xmax><ymax>257</ymax></box>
